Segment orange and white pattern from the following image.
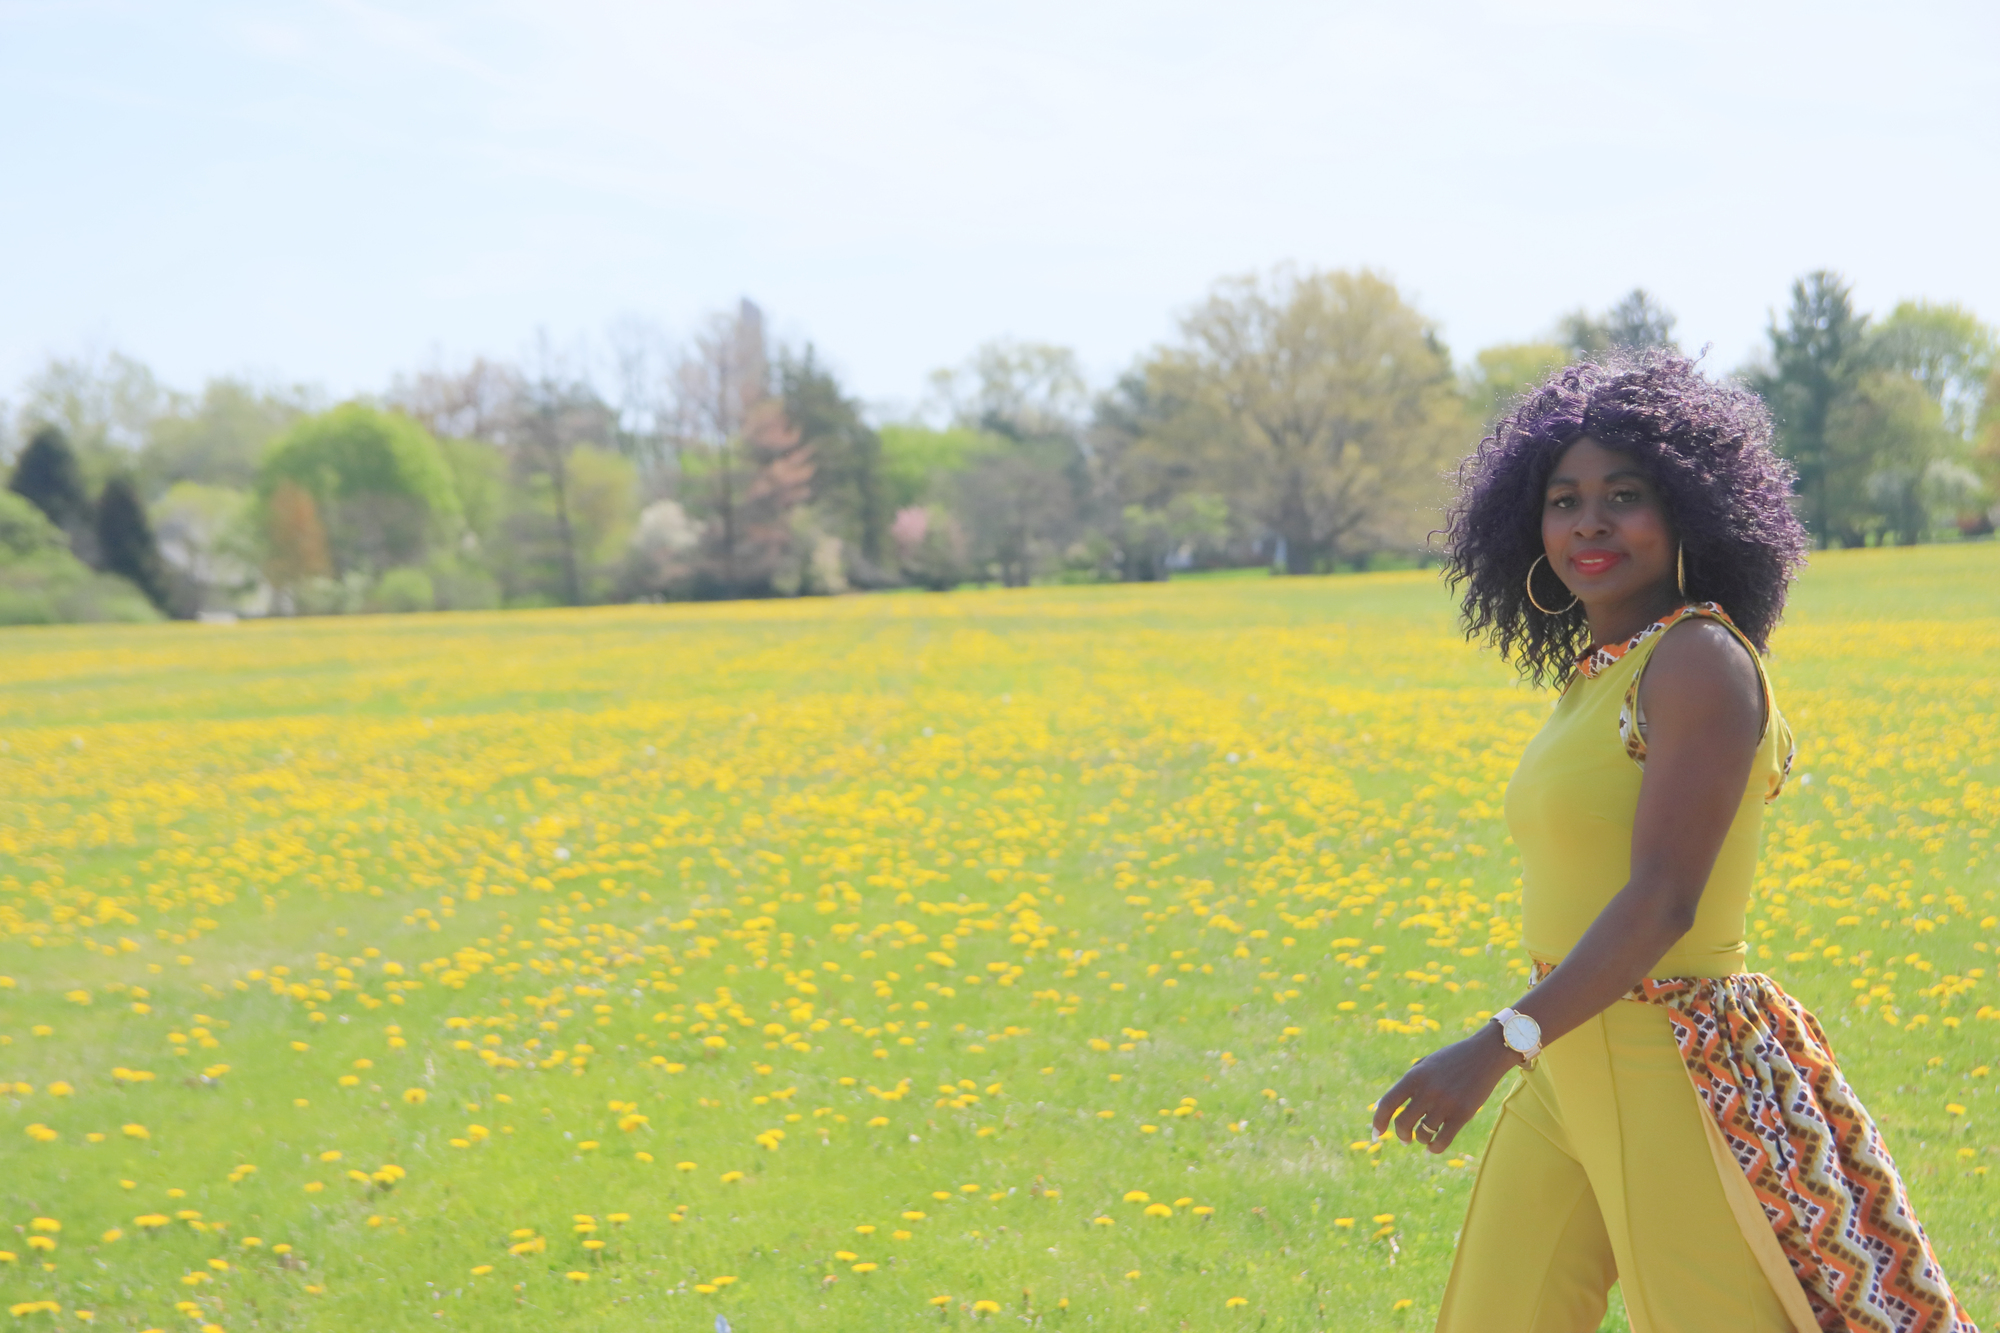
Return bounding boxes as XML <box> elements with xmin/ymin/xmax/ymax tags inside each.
<box><xmin>1533</xmin><ymin>960</ymin><xmax>1977</xmax><ymax>1333</ymax></box>
<box><xmin>1641</xmin><ymin>974</ymin><xmax>1976</xmax><ymax>1333</ymax></box>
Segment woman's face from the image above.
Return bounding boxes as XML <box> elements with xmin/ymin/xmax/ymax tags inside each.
<box><xmin>1540</xmin><ymin>436</ymin><xmax>1677</xmax><ymax>607</ymax></box>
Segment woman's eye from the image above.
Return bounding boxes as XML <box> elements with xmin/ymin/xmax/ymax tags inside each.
<box><xmin>1611</xmin><ymin>488</ymin><xmax>1643</xmax><ymax>504</ymax></box>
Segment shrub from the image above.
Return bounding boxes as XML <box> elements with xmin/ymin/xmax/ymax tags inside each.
<box><xmin>371</xmin><ymin>568</ymin><xmax>436</xmax><ymax>613</ymax></box>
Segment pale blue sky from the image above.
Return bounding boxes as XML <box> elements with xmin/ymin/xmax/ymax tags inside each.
<box><xmin>3</xmin><ymin>0</ymin><xmax>1996</xmax><ymax>417</ymax></box>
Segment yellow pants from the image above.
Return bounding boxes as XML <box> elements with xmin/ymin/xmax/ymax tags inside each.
<box><xmin>1437</xmin><ymin>999</ymin><xmax>1816</xmax><ymax>1333</ymax></box>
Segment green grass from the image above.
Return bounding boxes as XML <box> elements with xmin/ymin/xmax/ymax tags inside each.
<box><xmin>0</xmin><ymin>542</ymin><xmax>1995</xmax><ymax>1330</ymax></box>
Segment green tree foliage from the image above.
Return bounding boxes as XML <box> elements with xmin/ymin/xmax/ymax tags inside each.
<box><xmin>928</xmin><ymin>341</ymin><xmax>1089</xmax><ymax>442</ymax></box>
<box><xmin>952</xmin><ymin>451</ymin><xmax>1076</xmax><ymax>587</ymax></box>
<box><xmin>9</xmin><ymin>425</ymin><xmax>95</xmax><ymax>544</ymax></box>
<box><xmin>1117</xmin><ymin>494</ymin><xmax>1230</xmax><ymax>582</ymax></box>
<box><xmin>370</xmin><ymin>567</ymin><xmax>436</xmax><ymax>613</ymax></box>
<box><xmin>0</xmin><ymin>490</ymin><xmax>66</xmax><ymax>560</ymax></box>
<box><xmin>259</xmin><ymin>404</ymin><xmax>461</xmax><ymax>576</ymax></box>
<box><xmin>508</xmin><ymin>367</ymin><xmax>617</xmax><ymax>606</ymax></box>
<box><xmin>1823</xmin><ymin>373</ymin><xmax>1957</xmax><ymax>544</ymax></box>
<box><xmin>0</xmin><ymin>491</ymin><xmax>159</xmax><ymax>626</ymax></box>
<box><xmin>1750</xmin><ymin>272</ymin><xmax>1872</xmax><ymax>543</ymax></box>
<box><xmin>143</xmin><ymin>377</ymin><xmax>317</xmax><ymax>493</ymax></box>
<box><xmin>95</xmin><ymin>475</ymin><xmax>174</xmax><ymax>613</ymax></box>
<box><xmin>1975</xmin><ymin>364</ymin><xmax>2000</xmax><ymax>516</ymax></box>
<box><xmin>924</xmin><ymin>340</ymin><xmax>1092</xmax><ymax>584</ymax></box>
<box><xmin>780</xmin><ymin>347</ymin><xmax>887</xmax><ymax>567</ymax></box>
<box><xmin>1751</xmin><ymin>275</ymin><xmax>1993</xmax><ymax>545</ymax></box>
<box><xmin>439</xmin><ymin>437</ymin><xmax>508</xmax><ymax>555</ymax></box>
<box><xmin>1559</xmin><ymin>288</ymin><xmax>1679</xmax><ymax>356</ymax></box>
<box><xmin>878</xmin><ymin>425</ymin><xmax>998</xmax><ymax>513</ymax></box>
<box><xmin>1464</xmin><ymin>343</ymin><xmax>1568</xmax><ymax>422</ymax></box>
<box><xmin>151</xmin><ymin>483</ymin><xmax>257</xmax><ymax>612</ymax></box>
<box><xmin>889</xmin><ymin>505</ymin><xmax>968</xmax><ymax>591</ymax></box>
<box><xmin>1867</xmin><ymin>301</ymin><xmax>1995</xmax><ymax>438</ymax></box>
<box><xmin>15</xmin><ymin>350</ymin><xmax>164</xmax><ymax>487</ymax></box>
<box><xmin>1148</xmin><ymin>266</ymin><xmax>1466</xmax><ymax>574</ymax></box>
<box><xmin>1086</xmin><ymin>370</ymin><xmax>1233</xmax><ymax>579</ymax></box>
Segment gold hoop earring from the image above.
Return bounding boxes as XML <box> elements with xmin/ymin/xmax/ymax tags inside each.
<box><xmin>1525</xmin><ymin>554</ymin><xmax>1578</xmax><ymax>615</ymax></box>
<box><xmin>1677</xmin><ymin>544</ymin><xmax>1687</xmax><ymax>599</ymax></box>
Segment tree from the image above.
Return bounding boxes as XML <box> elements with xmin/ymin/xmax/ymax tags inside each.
<box><xmin>1867</xmin><ymin>301</ymin><xmax>1995</xmax><ymax>439</ymax></box>
<box><xmin>1560</xmin><ymin>289</ymin><xmax>1679</xmax><ymax>356</ymax></box>
<box><xmin>17</xmin><ymin>350</ymin><xmax>165</xmax><ymax>485</ymax></box>
<box><xmin>889</xmin><ymin>506</ymin><xmax>968</xmax><ymax>591</ymax></box>
<box><xmin>1749</xmin><ymin>271</ymin><xmax>1871</xmax><ymax>544</ymax></box>
<box><xmin>564</xmin><ymin>446</ymin><xmax>639</xmax><ymax>589</ymax></box>
<box><xmin>142</xmin><ymin>377</ymin><xmax>317</xmax><ymax>494</ymax></box>
<box><xmin>0</xmin><ymin>490</ymin><xmax>66</xmax><ymax>561</ymax></box>
<box><xmin>953</xmin><ymin>450</ymin><xmax>1074</xmax><ymax>586</ymax></box>
<box><xmin>671</xmin><ymin>302</ymin><xmax>818</xmax><ymax>596</ymax></box>
<box><xmin>1159</xmin><ymin>266</ymin><xmax>1465</xmax><ymax>574</ymax></box>
<box><xmin>9</xmin><ymin>425</ymin><xmax>95</xmax><ymax>555</ymax></box>
<box><xmin>263</xmin><ymin>480</ymin><xmax>333</xmax><ymax>598</ymax></box>
<box><xmin>510</xmin><ymin>353</ymin><xmax>616</xmax><ymax>606</ymax></box>
<box><xmin>151</xmin><ymin>483</ymin><xmax>257</xmax><ymax>612</ymax></box>
<box><xmin>1974</xmin><ymin>363</ymin><xmax>2000</xmax><ymax>531</ymax></box>
<box><xmin>259</xmin><ymin>404</ymin><xmax>462</xmax><ymax>576</ymax></box>
<box><xmin>1088</xmin><ymin>369</ymin><xmax>1234</xmax><ymax>579</ymax></box>
<box><xmin>780</xmin><ymin>346</ymin><xmax>887</xmax><ymax>568</ymax></box>
<box><xmin>1464</xmin><ymin>343</ymin><xmax>1568</xmax><ymax>421</ymax></box>
<box><xmin>878</xmin><ymin>424</ymin><xmax>999</xmax><ymax>513</ymax></box>
<box><xmin>927</xmin><ymin>341</ymin><xmax>1089</xmax><ymax>442</ymax></box>
<box><xmin>1825</xmin><ymin>373</ymin><xmax>1959</xmax><ymax>544</ymax></box>
<box><xmin>1117</xmin><ymin>494</ymin><xmax>1231</xmax><ymax>581</ymax></box>
<box><xmin>388</xmin><ymin>358</ymin><xmax>526</xmax><ymax>445</ymax></box>
<box><xmin>603</xmin><ymin>314</ymin><xmax>676</xmax><ymax>473</ymax></box>
<box><xmin>685</xmin><ymin>402</ymin><xmax>814</xmax><ymax>596</ymax></box>
<box><xmin>95</xmin><ymin>475</ymin><xmax>173</xmax><ymax>612</ymax></box>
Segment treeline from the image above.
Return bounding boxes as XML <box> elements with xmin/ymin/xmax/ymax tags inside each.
<box><xmin>3</xmin><ymin>267</ymin><xmax>1995</xmax><ymax>623</ymax></box>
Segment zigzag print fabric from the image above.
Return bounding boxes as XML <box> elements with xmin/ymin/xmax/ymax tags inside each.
<box><xmin>1634</xmin><ymin>974</ymin><xmax>1976</xmax><ymax>1333</ymax></box>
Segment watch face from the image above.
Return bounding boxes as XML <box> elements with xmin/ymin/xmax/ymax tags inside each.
<box><xmin>1502</xmin><ymin>1014</ymin><xmax>1540</xmax><ymax>1051</ymax></box>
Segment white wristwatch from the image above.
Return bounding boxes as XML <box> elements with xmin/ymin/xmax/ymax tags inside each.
<box><xmin>1491</xmin><ymin>1007</ymin><xmax>1544</xmax><ymax>1070</ymax></box>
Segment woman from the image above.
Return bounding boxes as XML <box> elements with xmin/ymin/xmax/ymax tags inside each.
<box><xmin>1371</xmin><ymin>353</ymin><xmax>1976</xmax><ymax>1333</ymax></box>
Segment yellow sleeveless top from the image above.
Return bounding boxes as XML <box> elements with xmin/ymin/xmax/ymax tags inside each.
<box><xmin>1504</xmin><ymin>603</ymin><xmax>1795</xmax><ymax>979</ymax></box>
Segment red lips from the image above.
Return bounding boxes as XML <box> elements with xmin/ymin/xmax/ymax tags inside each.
<box><xmin>1569</xmin><ymin>549</ymin><xmax>1623</xmax><ymax>576</ymax></box>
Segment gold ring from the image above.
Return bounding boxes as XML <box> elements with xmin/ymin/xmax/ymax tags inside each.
<box><xmin>1418</xmin><ymin>1119</ymin><xmax>1442</xmax><ymax>1142</ymax></box>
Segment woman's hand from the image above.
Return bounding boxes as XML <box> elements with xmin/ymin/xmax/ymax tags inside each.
<box><xmin>1370</xmin><ymin>1024</ymin><xmax>1518</xmax><ymax>1154</ymax></box>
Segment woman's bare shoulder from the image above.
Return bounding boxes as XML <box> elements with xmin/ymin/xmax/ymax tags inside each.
<box><xmin>1639</xmin><ymin>617</ymin><xmax>1762</xmax><ymax>733</ymax></box>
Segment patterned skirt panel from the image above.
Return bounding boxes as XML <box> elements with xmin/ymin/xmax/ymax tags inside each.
<box><xmin>1528</xmin><ymin>962</ymin><xmax>1976</xmax><ymax>1333</ymax></box>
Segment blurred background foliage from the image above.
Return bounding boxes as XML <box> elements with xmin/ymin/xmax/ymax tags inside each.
<box><xmin>3</xmin><ymin>267</ymin><xmax>1995</xmax><ymax>623</ymax></box>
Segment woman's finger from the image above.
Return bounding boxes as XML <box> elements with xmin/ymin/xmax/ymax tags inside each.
<box><xmin>1426</xmin><ymin>1119</ymin><xmax>1459</xmax><ymax>1154</ymax></box>
<box><xmin>1393</xmin><ymin>1098</ymin><xmax>1433</xmax><ymax>1144</ymax></box>
<box><xmin>1371</xmin><ymin>1076</ymin><xmax>1415</xmax><ymax>1137</ymax></box>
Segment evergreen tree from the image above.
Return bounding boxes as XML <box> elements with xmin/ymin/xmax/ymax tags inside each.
<box><xmin>95</xmin><ymin>475</ymin><xmax>173</xmax><ymax>612</ymax></box>
<box><xmin>1749</xmin><ymin>272</ymin><xmax>1871</xmax><ymax>544</ymax></box>
<box><xmin>779</xmin><ymin>347</ymin><xmax>887</xmax><ymax>566</ymax></box>
<box><xmin>9</xmin><ymin>425</ymin><xmax>94</xmax><ymax>546</ymax></box>
<box><xmin>1560</xmin><ymin>289</ymin><xmax>1679</xmax><ymax>356</ymax></box>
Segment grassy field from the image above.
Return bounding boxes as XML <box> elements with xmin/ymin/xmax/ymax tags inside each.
<box><xmin>1</xmin><ymin>544</ymin><xmax>1996</xmax><ymax>1331</ymax></box>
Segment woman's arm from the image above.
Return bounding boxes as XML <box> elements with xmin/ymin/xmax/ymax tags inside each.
<box><xmin>1370</xmin><ymin>620</ymin><xmax>1765</xmax><ymax>1153</ymax></box>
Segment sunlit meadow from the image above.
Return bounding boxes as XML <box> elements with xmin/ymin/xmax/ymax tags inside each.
<box><xmin>2</xmin><ymin>545</ymin><xmax>1996</xmax><ymax>1331</ymax></box>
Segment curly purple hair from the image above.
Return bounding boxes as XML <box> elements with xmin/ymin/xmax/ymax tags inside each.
<box><xmin>1443</xmin><ymin>350</ymin><xmax>1809</xmax><ymax>687</ymax></box>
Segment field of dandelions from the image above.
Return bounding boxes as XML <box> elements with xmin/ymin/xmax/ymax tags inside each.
<box><xmin>1</xmin><ymin>543</ymin><xmax>1996</xmax><ymax>1331</ymax></box>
